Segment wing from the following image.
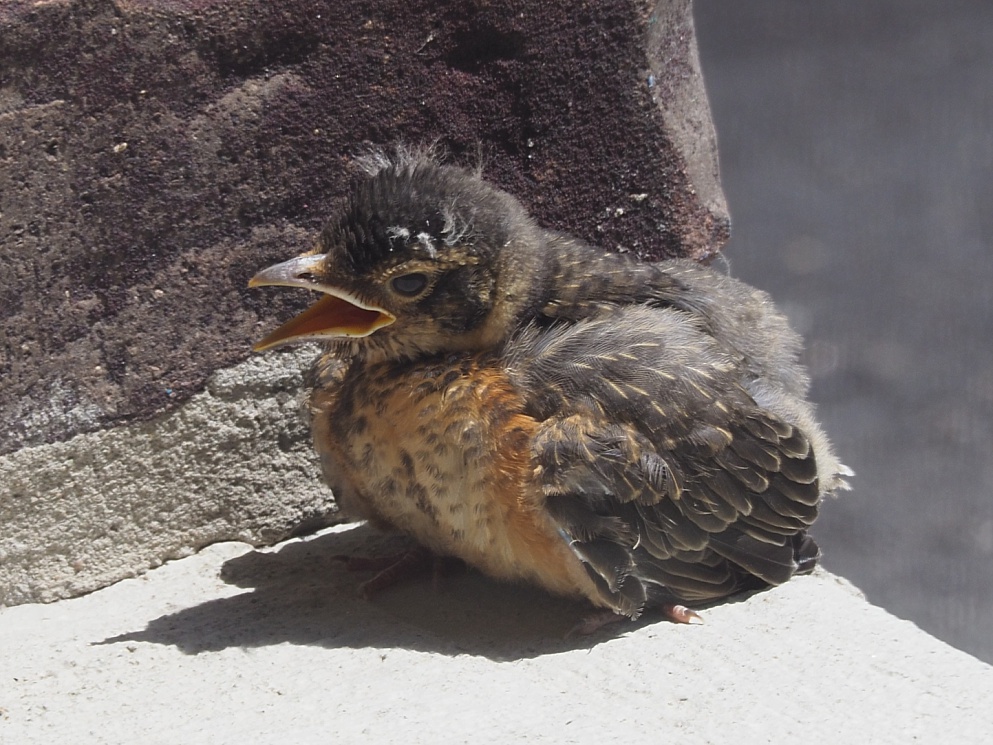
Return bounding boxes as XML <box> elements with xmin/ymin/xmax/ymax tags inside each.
<box><xmin>504</xmin><ymin>306</ymin><xmax>822</xmax><ymax>616</ymax></box>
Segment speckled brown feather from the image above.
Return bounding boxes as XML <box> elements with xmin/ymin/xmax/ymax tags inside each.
<box><xmin>255</xmin><ymin>148</ymin><xmax>850</xmax><ymax>620</ymax></box>
<box><xmin>311</xmin><ymin>352</ymin><xmax>600</xmax><ymax>601</ymax></box>
<box><xmin>504</xmin><ymin>305</ymin><xmax>824</xmax><ymax>613</ymax></box>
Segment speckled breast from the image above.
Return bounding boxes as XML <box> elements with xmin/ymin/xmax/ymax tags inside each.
<box><xmin>310</xmin><ymin>352</ymin><xmax>595</xmax><ymax>597</ymax></box>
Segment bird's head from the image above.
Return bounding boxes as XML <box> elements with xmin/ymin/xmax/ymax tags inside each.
<box><xmin>250</xmin><ymin>152</ymin><xmax>547</xmax><ymax>363</ymax></box>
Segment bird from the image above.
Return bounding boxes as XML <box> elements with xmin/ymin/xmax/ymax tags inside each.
<box><xmin>249</xmin><ymin>147</ymin><xmax>851</xmax><ymax>628</ymax></box>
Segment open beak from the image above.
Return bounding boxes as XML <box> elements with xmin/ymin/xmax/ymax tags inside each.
<box><xmin>249</xmin><ymin>254</ymin><xmax>396</xmax><ymax>351</ymax></box>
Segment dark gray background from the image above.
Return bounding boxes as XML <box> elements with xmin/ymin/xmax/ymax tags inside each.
<box><xmin>693</xmin><ymin>0</ymin><xmax>993</xmax><ymax>663</ymax></box>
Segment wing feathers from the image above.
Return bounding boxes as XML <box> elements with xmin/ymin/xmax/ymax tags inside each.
<box><xmin>509</xmin><ymin>306</ymin><xmax>827</xmax><ymax>615</ymax></box>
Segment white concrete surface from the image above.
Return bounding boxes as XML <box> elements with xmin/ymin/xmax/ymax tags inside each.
<box><xmin>2</xmin><ymin>523</ymin><xmax>991</xmax><ymax>744</ymax></box>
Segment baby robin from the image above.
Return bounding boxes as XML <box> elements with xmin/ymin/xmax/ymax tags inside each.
<box><xmin>250</xmin><ymin>148</ymin><xmax>850</xmax><ymax>627</ymax></box>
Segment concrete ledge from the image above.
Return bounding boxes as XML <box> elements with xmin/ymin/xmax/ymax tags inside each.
<box><xmin>0</xmin><ymin>348</ymin><xmax>336</xmax><ymax>607</ymax></box>
<box><xmin>2</xmin><ymin>524</ymin><xmax>991</xmax><ymax>742</ymax></box>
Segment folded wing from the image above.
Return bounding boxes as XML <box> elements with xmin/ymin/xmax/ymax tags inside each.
<box><xmin>504</xmin><ymin>305</ymin><xmax>822</xmax><ymax>616</ymax></box>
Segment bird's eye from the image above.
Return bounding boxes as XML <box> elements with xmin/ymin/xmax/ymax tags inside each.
<box><xmin>390</xmin><ymin>272</ymin><xmax>429</xmax><ymax>297</ymax></box>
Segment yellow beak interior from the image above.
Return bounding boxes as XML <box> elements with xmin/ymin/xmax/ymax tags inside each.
<box><xmin>253</xmin><ymin>294</ymin><xmax>395</xmax><ymax>351</ymax></box>
<box><xmin>249</xmin><ymin>254</ymin><xmax>396</xmax><ymax>351</ymax></box>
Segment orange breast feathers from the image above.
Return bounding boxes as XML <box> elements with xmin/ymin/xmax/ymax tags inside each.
<box><xmin>316</xmin><ymin>355</ymin><xmax>598</xmax><ymax>601</ymax></box>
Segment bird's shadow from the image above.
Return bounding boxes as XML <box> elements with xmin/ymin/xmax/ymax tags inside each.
<box><xmin>101</xmin><ymin>523</ymin><xmax>666</xmax><ymax>660</ymax></box>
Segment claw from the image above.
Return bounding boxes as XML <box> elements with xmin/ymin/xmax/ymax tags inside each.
<box><xmin>663</xmin><ymin>603</ymin><xmax>703</xmax><ymax>624</ymax></box>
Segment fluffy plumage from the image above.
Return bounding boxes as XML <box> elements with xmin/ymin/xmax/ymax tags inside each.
<box><xmin>251</xmin><ymin>149</ymin><xmax>850</xmax><ymax>621</ymax></box>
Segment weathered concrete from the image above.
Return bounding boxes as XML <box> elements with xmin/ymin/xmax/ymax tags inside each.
<box><xmin>0</xmin><ymin>347</ymin><xmax>337</xmax><ymax>606</ymax></box>
<box><xmin>1</xmin><ymin>531</ymin><xmax>991</xmax><ymax>743</ymax></box>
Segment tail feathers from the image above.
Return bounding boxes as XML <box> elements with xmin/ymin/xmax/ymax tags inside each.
<box><xmin>792</xmin><ymin>531</ymin><xmax>821</xmax><ymax>575</ymax></box>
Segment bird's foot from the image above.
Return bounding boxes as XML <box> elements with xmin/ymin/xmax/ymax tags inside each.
<box><xmin>334</xmin><ymin>546</ymin><xmax>432</xmax><ymax>597</ymax></box>
<box><xmin>334</xmin><ymin>546</ymin><xmax>463</xmax><ymax>598</ymax></box>
<box><xmin>662</xmin><ymin>603</ymin><xmax>703</xmax><ymax>625</ymax></box>
<box><xmin>567</xmin><ymin>603</ymin><xmax>703</xmax><ymax>636</ymax></box>
<box><xmin>566</xmin><ymin>610</ymin><xmax>628</xmax><ymax>637</ymax></box>
<box><xmin>333</xmin><ymin>551</ymin><xmax>421</xmax><ymax>574</ymax></box>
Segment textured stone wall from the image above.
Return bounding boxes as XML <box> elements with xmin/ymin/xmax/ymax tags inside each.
<box><xmin>0</xmin><ymin>0</ymin><xmax>727</xmax><ymax>605</ymax></box>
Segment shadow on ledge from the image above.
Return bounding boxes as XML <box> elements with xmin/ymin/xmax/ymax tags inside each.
<box><xmin>99</xmin><ymin>523</ymin><xmax>686</xmax><ymax>660</ymax></box>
